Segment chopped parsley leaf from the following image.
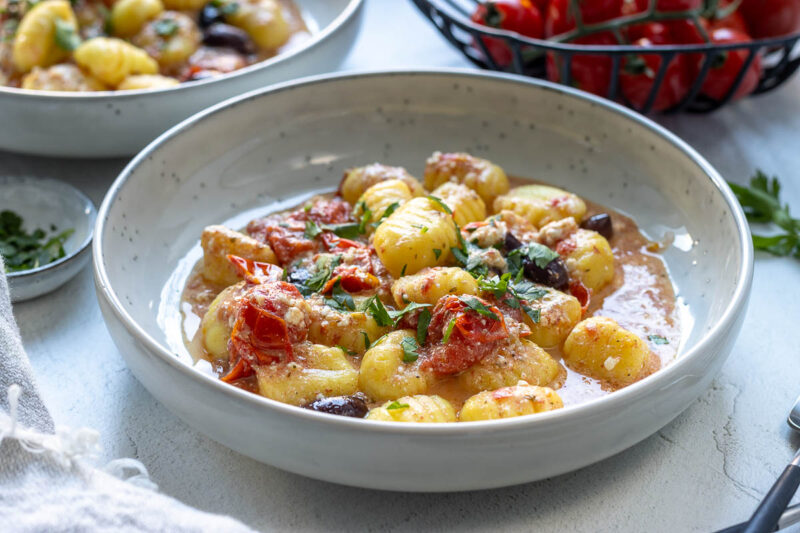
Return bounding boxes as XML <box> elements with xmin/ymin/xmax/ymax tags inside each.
<box><xmin>361</xmin><ymin>331</ymin><xmax>371</xmax><ymax>351</ymax></box>
<box><xmin>326</xmin><ymin>279</ymin><xmax>355</xmax><ymax>311</ymax></box>
<box><xmin>386</xmin><ymin>400</ymin><xmax>410</xmax><ymax>410</ymax></box>
<box><xmin>54</xmin><ymin>18</ymin><xmax>81</xmax><ymax>51</ymax></box>
<box><xmin>361</xmin><ymin>296</ymin><xmax>393</xmax><ymax>327</ymax></box>
<box><xmin>522</xmin><ymin>305</ymin><xmax>540</xmax><ymax>324</ymax></box>
<box><xmin>400</xmin><ymin>264</ymin><xmax>407</xmax><ymax>276</ymax></box>
<box><xmin>459</xmin><ymin>296</ymin><xmax>499</xmax><ymax>320</ymax></box>
<box><xmin>509</xmin><ymin>242</ymin><xmax>559</xmax><ymax>269</ymax></box>
<box><xmin>153</xmin><ymin>18</ymin><xmax>179</xmax><ymax>37</ymax></box>
<box><xmin>401</xmin><ymin>336</ymin><xmax>421</xmax><ymax>363</ymax></box>
<box><xmin>387</xmin><ymin>302</ymin><xmax>431</xmax><ymax>324</ymax></box>
<box><xmin>648</xmin><ymin>334</ymin><xmax>669</xmax><ymax>345</ymax></box>
<box><xmin>427</xmin><ymin>195</ymin><xmax>452</xmax><ymax>214</ymax></box>
<box><xmin>416</xmin><ymin>308</ymin><xmax>431</xmax><ymax>344</ymax></box>
<box><xmin>336</xmin><ymin>344</ymin><xmax>357</xmax><ymax>356</ymax></box>
<box><xmin>433</xmin><ymin>248</ymin><xmax>442</xmax><ymax>260</ymax></box>
<box><xmin>442</xmin><ymin>317</ymin><xmax>457</xmax><ymax>344</ymax></box>
<box><xmin>304</xmin><ymin>220</ymin><xmax>323</xmax><ymax>239</ymax></box>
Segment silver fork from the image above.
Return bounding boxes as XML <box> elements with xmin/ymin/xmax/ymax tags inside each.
<box><xmin>738</xmin><ymin>395</ymin><xmax>800</xmax><ymax>533</ymax></box>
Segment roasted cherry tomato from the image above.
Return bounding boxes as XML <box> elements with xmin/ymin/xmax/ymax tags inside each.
<box><xmin>224</xmin><ymin>281</ymin><xmax>308</xmax><ymax>381</ymax></box>
<box><xmin>700</xmin><ymin>27</ymin><xmax>763</xmax><ymax>101</ymax></box>
<box><xmin>321</xmin><ymin>264</ymin><xmax>380</xmax><ymax>294</ymax></box>
<box><xmin>470</xmin><ymin>0</ymin><xmax>544</xmax><ymax>67</ymax></box>
<box><xmin>227</xmin><ymin>254</ymin><xmax>283</xmax><ymax>285</ymax></box>
<box><xmin>545</xmin><ymin>0</ymin><xmax>623</xmax><ymax>37</ymax></box>
<box><xmin>569</xmin><ymin>279</ymin><xmax>591</xmax><ymax>314</ymax></box>
<box><xmin>620</xmin><ymin>37</ymin><xmax>691</xmax><ymax>111</ymax></box>
<box><xmin>740</xmin><ymin>0</ymin><xmax>800</xmax><ymax>38</ymax></box>
<box><xmin>546</xmin><ymin>32</ymin><xmax>617</xmax><ymax>97</ymax></box>
<box><xmin>420</xmin><ymin>295</ymin><xmax>508</xmax><ymax>375</ymax></box>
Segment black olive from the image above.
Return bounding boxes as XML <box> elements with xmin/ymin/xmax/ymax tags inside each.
<box><xmin>523</xmin><ymin>256</ymin><xmax>569</xmax><ymax>291</ymax></box>
<box><xmin>303</xmin><ymin>394</ymin><xmax>369</xmax><ymax>418</ymax></box>
<box><xmin>199</xmin><ymin>4</ymin><xmax>223</xmax><ymax>28</ymax></box>
<box><xmin>580</xmin><ymin>213</ymin><xmax>613</xmax><ymax>240</ymax></box>
<box><xmin>202</xmin><ymin>23</ymin><xmax>255</xmax><ymax>55</ymax></box>
<box><xmin>504</xmin><ymin>231</ymin><xmax>523</xmax><ymax>252</ymax></box>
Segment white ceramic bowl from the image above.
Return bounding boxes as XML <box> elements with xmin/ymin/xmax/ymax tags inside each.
<box><xmin>93</xmin><ymin>70</ymin><xmax>753</xmax><ymax>491</ymax></box>
<box><xmin>2</xmin><ymin>176</ymin><xmax>96</xmax><ymax>302</ymax></box>
<box><xmin>0</xmin><ymin>0</ymin><xmax>362</xmax><ymax>158</ymax></box>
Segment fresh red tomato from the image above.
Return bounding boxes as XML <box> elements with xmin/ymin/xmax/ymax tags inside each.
<box><xmin>710</xmin><ymin>0</ymin><xmax>749</xmax><ymax>33</ymax></box>
<box><xmin>700</xmin><ymin>27</ymin><xmax>762</xmax><ymax>101</ymax></box>
<box><xmin>740</xmin><ymin>0</ymin><xmax>800</xmax><ymax>38</ymax></box>
<box><xmin>545</xmin><ymin>0</ymin><xmax>624</xmax><ymax>37</ymax></box>
<box><xmin>620</xmin><ymin>37</ymin><xmax>691</xmax><ymax>111</ymax></box>
<box><xmin>546</xmin><ymin>32</ymin><xmax>617</xmax><ymax>97</ymax></box>
<box><xmin>627</xmin><ymin>21</ymin><xmax>671</xmax><ymax>43</ymax></box>
<box><xmin>420</xmin><ymin>295</ymin><xmax>508</xmax><ymax>375</ymax></box>
<box><xmin>470</xmin><ymin>0</ymin><xmax>544</xmax><ymax>67</ymax></box>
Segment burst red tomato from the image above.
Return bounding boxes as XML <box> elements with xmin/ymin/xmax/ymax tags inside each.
<box><xmin>546</xmin><ymin>32</ymin><xmax>617</xmax><ymax>97</ymax></box>
<box><xmin>700</xmin><ymin>27</ymin><xmax>762</xmax><ymax>101</ymax></box>
<box><xmin>620</xmin><ymin>37</ymin><xmax>691</xmax><ymax>111</ymax></box>
<box><xmin>470</xmin><ymin>0</ymin><xmax>544</xmax><ymax>67</ymax></box>
<box><xmin>227</xmin><ymin>254</ymin><xmax>283</xmax><ymax>285</ymax></box>
<box><xmin>321</xmin><ymin>264</ymin><xmax>379</xmax><ymax>294</ymax></box>
<box><xmin>544</xmin><ymin>0</ymin><xmax>624</xmax><ymax>37</ymax></box>
<box><xmin>420</xmin><ymin>295</ymin><xmax>508</xmax><ymax>376</ymax></box>
<box><xmin>740</xmin><ymin>0</ymin><xmax>800</xmax><ymax>38</ymax></box>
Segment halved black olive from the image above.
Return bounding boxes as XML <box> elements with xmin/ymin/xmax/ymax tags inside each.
<box><xmin>504</xmin><ymin>231</ymin><xmax>523</xmax><ymax>252</ymax></box>
<box><xmin>199</xmin><ymin>4</ymin><xmax>223</xmax><ymax>28</ymax></box>
<box><xmin>303</xmin><ymin>394</ymin><xmax>369</xmax><ymax>418</ymax></box>
<box><xmin>523</xmin><ymin>256</ymin><xmax>569</xmax><ymax>291</ymax></box>
<box><xmin>580</xmin><ymin>213</ymin><xmax>613</xmax><ymax>240</ymax></box>
<box><xmin>202</xmin><ymin>23</ymin><xmax>255</xmax><ymax>55</ymax></box>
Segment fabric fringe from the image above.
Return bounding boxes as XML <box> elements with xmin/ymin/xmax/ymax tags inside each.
<box><xmin>1</xmin><ymin>384</ymin><xmax>158</xmax><ymax>491</ymax></box>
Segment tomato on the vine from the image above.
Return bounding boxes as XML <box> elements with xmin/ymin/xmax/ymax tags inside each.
<box><xmin>544</xmin><ymin>0</ymin><xmax>624</xmax><ymax>37</ymax></box>
<box><xmin>620</xmin><ymin>37</ymin><xmax>691</xmax><ymax>111</ymax></box>
<box><xmin>546</xmin><ymin>32</ymin><xmax>617</xmax><ymax>97</ymax></box>
<box><xmin>700</xmin><ymin>27</ymin><xmax>762</xmax><ymax>101</ymax></box>
<box><xmin>470</xmin><ymin>0</ymin><xmax>544</xmax><ymax>67</ymax></box>
<box><xmin>740</xmin><ymin>0</ymin><xmax>800</xmax><ymax>38</ymax></box>
<box><xmin>710</xmin><ymin>0</ymin><xmax>749</xmax><ymax>34</ymax></box>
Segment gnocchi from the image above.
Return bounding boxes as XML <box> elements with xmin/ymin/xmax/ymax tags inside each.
<box><xmin>2</xmin><ymin>0</ymin><xmax>307</xmax><ymax>90</ymax></box>
<box><xmin>176</xmin><ymin>151</ymin><xmax>679</xmax><ymax>423</ymax></box>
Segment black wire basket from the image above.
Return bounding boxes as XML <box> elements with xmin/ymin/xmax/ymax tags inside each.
<box><xmin>411</xmin><ymin>0</ymin><xmax>800</xmax><ymax>113</ymax></box>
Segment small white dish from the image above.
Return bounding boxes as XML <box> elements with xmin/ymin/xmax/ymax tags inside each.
<box><xmin>0</xmin><ymin>0</ymin><xmax>363</xmax><ymax>158</ymax></box>
<box><xmin>94</xmin><ymin>70</ymin><xmax>753</xmax><ymax>491</ymax></box>
<box><xmin>2</xmin><ymin>176</ymin><xmax>96</xmax><ymax>303</ymax></box>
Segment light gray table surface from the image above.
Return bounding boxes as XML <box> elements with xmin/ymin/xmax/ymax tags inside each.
<box><xmin>6</xmin><ymin>1</ymin><xmax>800</xmax><ymax>531</ymax></box>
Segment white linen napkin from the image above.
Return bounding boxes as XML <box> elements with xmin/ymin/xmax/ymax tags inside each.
<box><xmin>0</xmin><ymin>259</ymin><xmax>255</xmax><ymax>532</ymax></box>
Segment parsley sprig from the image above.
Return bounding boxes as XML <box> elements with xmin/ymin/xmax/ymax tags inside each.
<box><xmin>0</xmin><ymin>210</ymin><xmax>74</xmax><ymax>273</ymax></box>
<box><xmin>478</xmin><ymin>273</ymin><xmax>547</xmax><ymax>323</ymax></box>
<box><xmin>728</xmin><ymin>171</ymin><xmax>800</xmax><ymax>258</ymax></box>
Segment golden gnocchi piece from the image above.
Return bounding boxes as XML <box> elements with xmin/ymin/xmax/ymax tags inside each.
<box><xmin>431</xmin><ymin>182</ymin><xmax>487</xmax><ymax>227</ymax></box>
<box><xmin>307</xmin><ymin>302</ymin><xmax>391</xmax><ymax>356</ymax></box>
<box><xmin>162</xmin><ymin>0</ymin><xmax>205</xmax><ymax>10</ymax></box>
<box><xmin>201</xmin><ymin>225</ymin><xmax>278</xmax><ymax>286</ymax></box>
<box><xmin>339</xmin><ymin>163</ymin><xmax>424</xmax><ymax>205</ymax></box>
<box><xmin>256</xmin><ymin>344</ymin><xmax>359</xmax><ymax>406</ymax></box>
<box><xmin>519</xmin><ymin>285</ymin><xmax>582</xmax><ymax>349</ymax></box>
<box><xmin>367</xmin><ymin>395</ymin><xmax>456</xmax><ymax>423</ymax></box>
<box><xmin>111</xmin><ymin>0</ymin><xmax>164</xmax><ymax>37</ymax></box>
<box><xmin>21</xmin><ymin>64</ymin><xmax>106</xmax><ymax>91</ymax></box>
<box><xmin>493</xmin><ymin>184</ymin><xmax>587</xmax><ymax>228</ymax></box>
<box><xmin>355</xmin><ymin>179</ymin><xmax>413</xmax><ymax>225</ymax></box>
<box><xmin>74</xmin><ymin>37</ymin><xmax>157</xmax><ymax>86</ymax></box>
<box><xmin>116</xmin><ymin>73</ymin><xmax>179</xmax><ymax>90</ymax></box>
<box><xmin>132</xmin><ymin>12</ymin><xmax>200</xmax><ymax>67</ymax></box>
<box><xmin>562</xmin><ymin>316</ymin><xmax>649</xmax><ymax>386</ymax></box>
<box><xmin>391</xmin><ymin>267</ymin><xmax>478</xmax><ymax>308</ymax></box>
<box><xmin>458</xmin><ymin>340</ymin><xmax>561</xmax><ymax>394</ymax></box>
<box><xmin>225</xmin><ymin>0</ymin><xmax>289</xmax><ymax>50</ymax></box>
<box><xmin>423</xmin><ymin>152</ymin><xmax>509</xmax><ymax>206</ymax></box>
<box><xmin>12</xmin><ymin>0</ymin><xmax>78</xmax><ymax>72</ymax></box>
<box><xmin>373</xmin><ymin>197</ymin><xmax>458</xmax><ymax>278</ymax></box>
<box><xmin>557</xmin><ymin>228</ymin><xmax>614</xmax><ymax>291</ymax></box>
<box><xmin>358</xmin><ymin>331</ymin><xmax>429</xmax><ymax>401</ymax></box>
<box><xmin>200</xmin><ymin>282</ymin><xmax>247</xmax><ymax>360</ymax></box>
<box><xmin>459</xmin><ymin>383</ymin><xmax>563</xmax><ymax>421</ymax></box>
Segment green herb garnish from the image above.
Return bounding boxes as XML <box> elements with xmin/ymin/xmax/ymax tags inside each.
<box><xmin>325</xmin><ymin>279</ymin><xmax>355</xmax><ymax>311</ymax></box>
<box><xmin>0</xmin><ymin>210</ymin><xmax>74</xmax><ymax>273</ymax></box>
<box><xmin>361</xmin><ymin>295</ymin><xmax>393</xmax><ymax>327</ymax></box>
<box><xmin>648</xmin><ymin>334</ymin><xmax>669</xmax><ymax>345</ymax></box>
<box><xmin>54</xmin><ymin>18</ymin><xmax>81</xmax><ymax>51</ymax></box>
<box><xmin>386</xmin><ymin>400</ymin><xmax>410</xmax><ymax>410</ymax></box>
<box><xmin>729</xmin><ymin>171</ymin><xmax>800</xmax><ymax>258</ymax></box>
<box><xmin>304</xmin><ymin>220</ymin><xmax>323</xmax><ymax>239</ymax></box>
<box><xmin>441</xmin><ymin>317</ymin><xmax>456</xmax><ymax>344</ymax></box>
<box><xmin>154</xmin><ymin>18</ymin><xmax>179</xmax><ymax>37</ymax></box>
<box><xmin>427</xmin><ymin>195</ymin><xmax>452</xmax><ymax>214</ymax></box>
<box><xmin>400</xmin><ymin>336</ymin><xmax>420</xmax><ymax>363</ymax></box>
<box><xmin>387</xmin><ymin>301</ymin><xmax>431</xmax><ymax>324</ymax></box>
<box><xmin>509</xmin><ymin>242</ymin><xmax>559</xmax><ymax>270</ymax></box>
<box><xmin>361</xmin><ymin>331</ymin><xmax>371</xmax><ymax>351</ymax></box>
<box><xmin>432</xmin><ymin>248</ymin><xmax>442</xmax><ymax>260</ymax></box>
<box><xmin>416</xmin><ymin>308</ymin><xmax>431</xmax><ymax>345</ymax></box>
<box><xmin>459</xmin><ymin>296</ymin><xmax>499</xmax><ymax>320</ymax></box>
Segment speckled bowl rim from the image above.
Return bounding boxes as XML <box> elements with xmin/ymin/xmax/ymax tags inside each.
<box><xmin>4</xmin><ymin>176</ymin><xmax>96</xmax><ymax>280</ymax></box>
<box><xmin>94</xmin><ymin>68</ymin><xmax>754</xmax><ymax>435</ymax></box>
<box><xmin>0</xmin><ymin>0</ymin><xmax>362</xmax><ymax>100</ymax></box>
